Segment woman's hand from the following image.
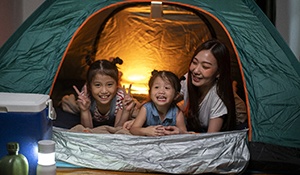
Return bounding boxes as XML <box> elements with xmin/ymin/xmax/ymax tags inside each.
<box><xmin>73</xmin><ymin>84</ymin><xmax>91</xmax><ymax>112</ymax></box>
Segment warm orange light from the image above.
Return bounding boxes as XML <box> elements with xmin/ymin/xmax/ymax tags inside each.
<box><xmin>122</xmin><ymin>83</ymin><xmax>148</xmax><ymax>95</ymax></box>
<box><xmin>122</xmin><ymin>74</ymin><xmax>149</xmax><ymax>94</ymax></box>
<box><xmin>119</xmin><ymin>62</ymin><xmax>153</xmax><ymax>95</ymax></box>
<box><xmin>127</xmin><ymin>74</ymin><xmax>146</xmax><ymax>82</ymax></box>
<box><xmin>121</xmin><ymin>73</ymin><xmax>149</xmax><ymax>95</ymax></box>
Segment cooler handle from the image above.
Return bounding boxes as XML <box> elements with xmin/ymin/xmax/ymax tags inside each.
<box><xmin>46</xmin><ymin>99</ymin><xmax>56</xmax><ymax>120</ymax></box>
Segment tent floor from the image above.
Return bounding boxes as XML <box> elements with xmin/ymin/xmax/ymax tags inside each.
<box><xmin>56</xmin><ymin>167</ymin><xmax>286</xmax><ymax>175</ymax></box>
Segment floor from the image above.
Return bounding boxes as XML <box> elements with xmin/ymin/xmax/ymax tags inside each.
<box><xmin>56</xmin><ymin>168</ymin><xmax>169</xmax><ymax>175</ymax></box>
<box><xmin>56</xmin><ymin>168</ymin><xmax>284</xmax><ymax>175</ymax></box>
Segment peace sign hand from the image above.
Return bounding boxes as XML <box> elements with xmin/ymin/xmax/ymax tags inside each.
<box><xmin>122</xmin><ymin>84</ymin><xmax>136</xmax><ymax>111</ymax></box>
<box><xmin>73</xmin><ymin>84</ymin><xmax>91</xmax><ymax>112</ymax></box>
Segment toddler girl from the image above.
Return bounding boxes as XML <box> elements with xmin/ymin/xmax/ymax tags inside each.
<box><xmin>130</xmin><ymin>70</ymin><xmax>187</xmax><ymax>136</ymax></box>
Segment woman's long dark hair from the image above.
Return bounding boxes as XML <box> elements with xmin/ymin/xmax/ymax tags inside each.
<box><xmin>185</xmin><ymin>39</ymin><xmax>236</xmax><ymax>132</ymax></box>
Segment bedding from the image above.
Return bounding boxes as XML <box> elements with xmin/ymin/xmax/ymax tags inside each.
<box><xmin>53</xmin><ymin>126</ymin><xmax>249</xmax><ymax>174</ymax></box>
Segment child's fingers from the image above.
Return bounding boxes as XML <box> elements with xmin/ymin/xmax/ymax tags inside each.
<box><xmin>123</xmin><ymin>84</ymin><xmax>132</xmax><ymax>96</ymax></box>
<box><xmin>127</xmin><ymin>84</ymin><xmax>132</xmax><ymax>95</ymax></box>
<box><xmin>122</xmin><ymin>85</ymin><xmax>127</xmax><ymax>94</ymax></box>
<box><xmin>73</xmin><ymin>85</ymin><xmax>81</xmax><ymax>95</ymax></box>
<box><xmin>83</xmin><ymin>84</ymin><xmax>88</xmax><ymax>96</ymax></box>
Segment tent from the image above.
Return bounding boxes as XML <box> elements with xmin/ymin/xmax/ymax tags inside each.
<box><xmin>0</xmin><ymin>0</ymin><xmax>300</xmax><ymax>173</ymax></box>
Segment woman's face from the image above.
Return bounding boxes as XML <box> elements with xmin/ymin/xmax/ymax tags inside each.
<box><xmin>89</xmin><ymin>73</ymin><xmax>118</xmax><ymax>105</ymax></box>
<box><xmin>189</xmin><ymin>49</ymin><xmax>219</xmax><ymax>87</ymax></box>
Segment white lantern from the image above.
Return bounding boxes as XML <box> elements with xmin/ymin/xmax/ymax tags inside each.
<box><xmin>36</xmin><ymin>140</ymin><xmax>56</xmax><ymax>175</ymax></box>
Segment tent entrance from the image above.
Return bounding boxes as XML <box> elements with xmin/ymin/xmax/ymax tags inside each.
<box><xmin>51</xmin><ymin>2</ymin><xmax>244</xmax><ymax>107</ymax></box>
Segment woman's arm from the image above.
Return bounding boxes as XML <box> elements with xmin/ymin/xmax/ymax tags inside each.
<box><xmin>207</xmin><ymin>117</ymin><xmax>223</xmax><ymax>133</ymax></box>
<box><xmin>176</xmin><ymin>110</ymin><xmax>187</xmax><ymax>134</ymax></box>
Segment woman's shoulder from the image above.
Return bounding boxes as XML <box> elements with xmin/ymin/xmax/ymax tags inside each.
<box><xmin>204</xmin><ymin>84</ymin><xmax>222</xmax><ymax>103</ymax></box>
<box><xmin>180</xmin><ymin>73</ymin><xmax>188</xmax><ymax>94</ymax></box>
<box><xmin>207</xmin><ymin>84</ymin><xmax>218</xmax><ymax>95</ymax></box>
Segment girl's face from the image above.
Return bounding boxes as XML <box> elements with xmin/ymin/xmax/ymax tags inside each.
<box><xmin>189</xmin><ymin>49</ymin><xmax>219</xmax><ymax>87</ymax></box>
<box><xmin>89</xmin><ymin>73</ymin><xmax>118</xmax><ymax>105</ymax></box>
<box><xmin>150</xmin><ymin>76</ymin><xmax>176</xmax><ymax>107</ymax></box>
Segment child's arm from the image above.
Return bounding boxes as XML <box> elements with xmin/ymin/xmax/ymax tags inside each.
<box><xmin>73</xmin><ymin>85</ymin><xmax>93</xmax><ymax>128</ymax></box>
<box><xmin>122</xmin><ymin>119</ymin><xmax>135</xmax><ymax>130</ymax></box>
<box><xmin>80</xmin><ymin>110</ymin><xmax>93</xmax><ymax>128</ymax></box>
<box><xmin>130</xmin><ymin>107</ymin><xmax>165</xmax><ymax>136</ymax></box>
<box><xmin>164</xmin><ymin>110</ymin><xmax>187</xmax><ymax>135</ymax></box>
<box><xmin>115</xmin><ymin>85</ymin><xmax>136</xmax><ymax>127</ymax></box>
<box><xmin>115</xmin><ymin>105</ymin><xmax>135</xmax><ymax>127</ymax></box>
<box><xmin>129</xmin><ymin>106</ymin><xmax>147</xmax><ymax>135</ymax></box>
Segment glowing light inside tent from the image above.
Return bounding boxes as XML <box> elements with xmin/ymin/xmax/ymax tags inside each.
<box><xmin>55</xmin><ymin>5</ymin><xmax>200</xmax><ymax>97</ymax></box>
<box><xmin>121</xmin><ymin>70</ymin><xmax>150</xmax><ymax>95</ymax></box>
<box><xmin>127</xmin><ymin>74</ymin><xmax>146</xmax><ymax>82</ymax></box>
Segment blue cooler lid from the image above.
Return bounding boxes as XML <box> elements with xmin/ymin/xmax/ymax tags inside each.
<box><xmin>0</xmin><ymin>92</ymin><xmax>50</xmax><ymax>112</ymax></box>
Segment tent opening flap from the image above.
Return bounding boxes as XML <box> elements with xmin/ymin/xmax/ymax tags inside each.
<box><xmin>51</xmin><ymin>2</ymin><xmax>244</xmax><ymax>107</ymax></box>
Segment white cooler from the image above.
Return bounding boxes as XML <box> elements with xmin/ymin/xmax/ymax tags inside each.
<box><xmin>0</xmin><ymin>92</ymin><xmax>56</xmax><ymax>175</ymax></box>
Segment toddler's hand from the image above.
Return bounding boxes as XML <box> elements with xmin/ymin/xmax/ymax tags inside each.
<box><xmin>164</xmin><ymin>126</ymin><xmax>180</xmax><ymax>135</ymax></box>
<box><xmin>146</xmin><ymin>125</ymin><xmax>165</xmax><ymax>136</ymax></box>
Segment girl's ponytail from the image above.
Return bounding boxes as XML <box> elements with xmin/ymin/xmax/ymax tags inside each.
<box><xmin>111</xmin><ymin>57</ymin><xmax>123</xmax><ymax>66</ymax></box>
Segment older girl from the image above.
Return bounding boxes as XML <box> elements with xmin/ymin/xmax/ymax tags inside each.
<box><xmin>74</xmin><ymin>58</ymin><xmax>135</xmax><ymax>128</ymax></box>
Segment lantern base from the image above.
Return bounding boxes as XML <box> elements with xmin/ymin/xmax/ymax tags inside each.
<box><xmin>36</xmin><ymin>164</ymin><xmax>56</xmax><ymax>175</ymax></box>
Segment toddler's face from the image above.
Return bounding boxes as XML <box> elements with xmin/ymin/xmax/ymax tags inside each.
<box><xmin>150</xmin><ymin>76</ymin><xmax>176</xmax><ymax>107</ymax></box>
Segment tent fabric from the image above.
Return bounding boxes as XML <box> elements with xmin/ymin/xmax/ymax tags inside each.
<box><xmin>58</xmin><ymin>5</ymin><xmax>213</xmax><ymax>94</ymax></box>
<box><xmin>0</xmin><ymin>0</ymin><xmax>300</xmax><ymax>172</ymax></box>
<box><xmin>53</xmin><ymin>127</ymin><xmax>249</xmax><ymax>174</ymax></box>
<box><xmin>248</xmin><ymin>142</ymin><xmax>300</xmax><ymax>173</ymax></box>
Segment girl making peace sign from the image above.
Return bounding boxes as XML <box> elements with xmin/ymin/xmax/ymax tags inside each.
<box><xmin>73</xmin><ymin>58</ymin><xmax>135</xmax><ymax>128</ymax></box>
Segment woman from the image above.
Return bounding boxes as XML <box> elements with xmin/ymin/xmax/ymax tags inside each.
<box><xmin>180</xmin><ymin>39</ymin><xmax>236</xmax><ymax>133</ymax></box>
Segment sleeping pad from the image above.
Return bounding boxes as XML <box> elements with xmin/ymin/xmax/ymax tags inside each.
<box><xmin>53</xmin><ymin>125</ymin><xmax>249</xmax><ymax>174</ymax></box>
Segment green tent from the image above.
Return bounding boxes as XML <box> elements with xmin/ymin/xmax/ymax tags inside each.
<box><xmin>1</xmin><ymin>0</ymin><xmax>299</xmax><ymax>173</ymax></box>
